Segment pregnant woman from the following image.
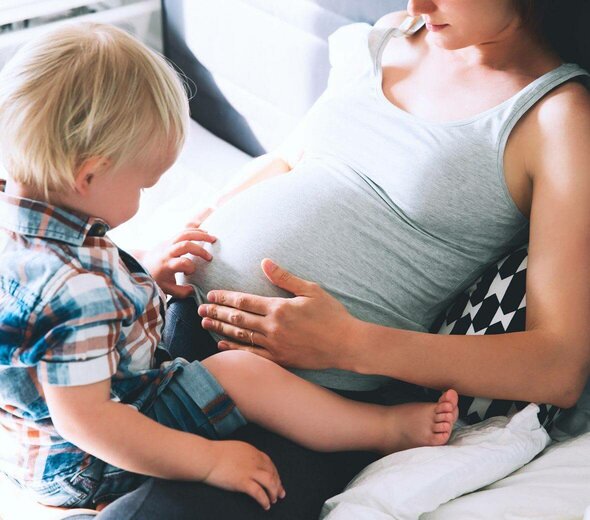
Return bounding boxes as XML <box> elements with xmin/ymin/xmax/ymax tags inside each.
<box><xmin>105</xmin><ymin>1</ymin><xmax>590</xmax><ymax>518</ymax></box>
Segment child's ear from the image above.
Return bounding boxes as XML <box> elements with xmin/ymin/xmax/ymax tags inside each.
<box><xmin>74</xmin><ymin>157</ymin><xmax>111</xmax><ymax>195</ymax></box>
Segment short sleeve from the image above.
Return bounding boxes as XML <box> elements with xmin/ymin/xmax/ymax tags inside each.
<box><xmin>35</xmin><ymin>273</ymin><xmax>123</xmax><ymax>387</ymax></box>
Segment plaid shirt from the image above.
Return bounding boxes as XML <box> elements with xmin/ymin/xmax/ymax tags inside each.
<box><xmin>0</xmin><ymin>180</ymin><xmax>183</xmax><ymax>487</ymax></box>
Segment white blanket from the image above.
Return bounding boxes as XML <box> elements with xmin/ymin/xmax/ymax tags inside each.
<box><xmin>321</xmin><ymin>404</ymin><xmax>551</xmax><ymax>520</ymax></box>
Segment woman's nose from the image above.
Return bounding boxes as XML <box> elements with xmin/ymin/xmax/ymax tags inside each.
<box><xmin>407</xmin><ymin>0</ymin><xmax>436</xmax><ymax>17</ymax></box>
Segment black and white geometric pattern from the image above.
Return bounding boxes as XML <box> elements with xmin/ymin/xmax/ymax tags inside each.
<box><xmin>428</xmin><ymin>246</ymin><xmax>560</xmax><ymax>429</ymax></box>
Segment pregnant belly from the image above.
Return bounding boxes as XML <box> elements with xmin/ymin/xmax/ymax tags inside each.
<box><xmin>184</xmin><ymin>161</ymin><xmax>424</xmax><ymax>332</ymax></box>
<box><xmin>186</xmin><ymin>167</ymin><xmax>358</xmax><ymax>301</ymax></box>
<box><xmin>182</xmin><ymin>161</ymin><xmax>429</xmax><ymax>391</ymax></box>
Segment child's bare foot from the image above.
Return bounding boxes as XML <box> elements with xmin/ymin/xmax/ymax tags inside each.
<box><xmin>379</xmin><ymin>389</ymin><xmax>459</xmax><ymax>455</ymax></box>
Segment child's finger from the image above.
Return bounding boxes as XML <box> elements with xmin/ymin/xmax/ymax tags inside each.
<box><xmin>174</xmin><ymin>229</ymin><xmax>217</xmax><ymax>244</ymax></box>
<box><xmin>169</xmin><ymin>241</ymin><xmax>213</xmax><ymax>261</ymax></box>
<box><xmin>163</xmin><ymin>283</ymin><xmax>195</xmax><ymax>299</ymax></box>
<box><xmin>258</xmin><ymin>453</ymin><xmax>284</xmax><ymax>499</ymax></box>
<box><xmin>245</xmin><ymin>480</ymin><xmax>272</xmax><ymax>510</ymax></box>
<box><xmin>167</xmin><ymin>257</ymin><xmax>197</xmax><ymax>275</ymax></box>
<box><xmin>253</xmin><ymin>469</ymin><xmax>282</xmax><ymax>505</ymax></box>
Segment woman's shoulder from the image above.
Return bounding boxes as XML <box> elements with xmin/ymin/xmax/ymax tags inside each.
<box><xmin>535</xmin><ymin>77</ymin><xmax>590</xmax><ymax>120</ymax></box>
<box><xmin>522</xmin><ymin>77</ymin><xmax>590</xmax><ymax>147</ymax></box>
<box><xmin>518</xmin><ymin>76</ymin><xmax>590</xmax><ymax>184</ymax></box>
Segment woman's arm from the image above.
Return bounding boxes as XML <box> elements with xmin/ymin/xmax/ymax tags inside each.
<box><xmin>212</xmin><ymin>153</ymin><xmax>295</xmax><ymax>209</ymax></box>
<box><xmin>201</xmin><ymin>260</ymin><xmax>585</xmax><ymax>409</ymax></box>
<box><xmin>198</xmin><ymin>83</ymin><xmax>590</xmax><ymax>409</ymax></box>
<box><xmin>195</xmin><ymin>132</ymin><xmax>304</xmax><ymax>215</ymax></box>
<box><xmin>351</xmin><ymin>82</ymin><xmax>590</xmax><ymax>407</ymax></box>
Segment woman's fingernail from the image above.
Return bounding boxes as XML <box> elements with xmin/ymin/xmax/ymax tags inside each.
<box><xmin>207</xmin><ymin>291</ymin><xmax>216</xmax><ymax>302</ymax></box>
<box><xmin>202</xmin><ymin>318</ymin><xmax>212</xmax><ymax>328</ymax></box>
<box><xmin>218</xmin><ymin>341</ymin><xmax>229</xmax><ymax>350</ymax></box>
<box><xmin>197</xmin><ymin>305</ymin><xmax>206</xmax><ymax>317</ymax></box>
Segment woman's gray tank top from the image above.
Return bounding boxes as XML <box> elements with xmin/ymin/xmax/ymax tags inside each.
<box><xmin>186</xmin><ymin>22</ymin><xmax>590</xmax><ymax>391</ymax></box>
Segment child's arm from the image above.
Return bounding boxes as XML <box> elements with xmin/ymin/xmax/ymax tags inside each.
<box><xmin>42</xmin><ymin>378</ymin><xmax>285</xmax><ymax>510</ymax></box>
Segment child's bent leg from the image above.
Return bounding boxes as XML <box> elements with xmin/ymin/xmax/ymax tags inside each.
<box><xmin>202</xmin><ymin>351</ymin><xmax>459</xmax><ymax>455</ymax></box>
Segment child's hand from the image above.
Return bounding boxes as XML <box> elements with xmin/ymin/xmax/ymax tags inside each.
<box><xmin>143</xmin><ymin>228</ymin><xmax>217</xmax><ymax>298</ymax></box>
<box><xmin>205</xmin><ymin>440</ymin><xmax>285</xmax><ymax>510</ymax></box>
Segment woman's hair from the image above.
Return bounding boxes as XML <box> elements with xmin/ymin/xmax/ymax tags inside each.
<box><xmin>514</xmin><ymin>0</ymin><xmax>590</xmax><ymax>71</ymax></box>
<box><xmin>0</xmin><ymin>23</ymin><xmax>189</xmax><ymax>197</ymax></box>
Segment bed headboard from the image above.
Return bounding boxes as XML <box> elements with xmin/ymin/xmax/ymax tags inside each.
<box><xmin>161</xmin><ymin>0</ymin><xmax>406</xmax><ymax>156</ymax></box>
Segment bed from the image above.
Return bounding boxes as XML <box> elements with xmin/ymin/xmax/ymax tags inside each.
<box><xmin>2</xmin><ymin>1</ymin><xmax>589</xmax><ymax>518</ymax></box>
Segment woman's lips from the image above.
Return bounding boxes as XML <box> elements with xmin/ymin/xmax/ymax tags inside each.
<box><xmin>425</xmin><ymin>22</ymin><xmax>448</xmax><ymax>32</ymax></box>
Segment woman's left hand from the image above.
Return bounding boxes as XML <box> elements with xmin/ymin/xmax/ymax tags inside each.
<box><xmin>198</xmin><ymin>259</ymin><xmax>358</xmax><ymax>369</ymax></box>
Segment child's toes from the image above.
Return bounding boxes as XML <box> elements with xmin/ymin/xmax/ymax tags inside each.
<box><xmin>433</xmin><ymin>421</ymin><xmax>451</xmax><ymax>434</ymax></box>
<box><xmin>435</xmin><ymin>401</ymin><xmax>455</xmax><ymax>414</ymax></box>
<box><xmin>439</xmin><ymin>389</ymin><xmax>459</xmax><ymax>406</ymax></box>
<box><xmin>434</xmin><ymin>411</ymin><xmax>454</xmax><ymax>423</ymax></box>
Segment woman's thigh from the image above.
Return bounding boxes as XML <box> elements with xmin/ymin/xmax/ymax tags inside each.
<box><xmin>97</xmin><ymin>423</ymin><xmax>378</xmax><ymax>520</ymax></box>
<box><xmin>162</xmin><ymin>297</ymin><xmax>219</xmax><ymax>361</ymax></box>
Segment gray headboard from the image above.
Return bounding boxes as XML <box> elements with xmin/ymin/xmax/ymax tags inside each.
<box><xmin>162</xmin><ymin>0</ymin><xmax>406</xmax><ymax>156</ymax></box>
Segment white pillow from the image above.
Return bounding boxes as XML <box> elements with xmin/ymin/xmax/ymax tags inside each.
<box><xmin>320</xmin><ymin>404</ymin><xmax>550</xmax><ymax>520</ymax></box>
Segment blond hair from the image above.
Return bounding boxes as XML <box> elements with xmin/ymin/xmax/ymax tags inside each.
<box><xmin>0</xmin><ymin>23</ymin><xmax>189</xmax><ymax>197</ymax></box>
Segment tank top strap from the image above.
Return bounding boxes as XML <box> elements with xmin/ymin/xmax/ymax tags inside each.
<box><xmin>497</xmin><ymin>63</ymin><xmax>590</xmax><ymax>150</ymax></box>
<box><xmin>368</xmin><ymin>16</ymin><xmax>425</xmax><ymax>77</ymax></box>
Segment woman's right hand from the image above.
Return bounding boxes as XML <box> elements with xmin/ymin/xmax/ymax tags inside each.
<box><xmin>204</xmin><ymin>440</ymin><xmax>285</xmax><ymax>510</ymax></box>
<box><xmin>199</xmin><ymin>259</ymin><xmax>359</xmax><ymax>370</ymax></box>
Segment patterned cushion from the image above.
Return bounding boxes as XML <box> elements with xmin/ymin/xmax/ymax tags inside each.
<box><xmin>429</xmin><ymin>246</ymin><xmax>560</xmax><ymax>428</ymax></box>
